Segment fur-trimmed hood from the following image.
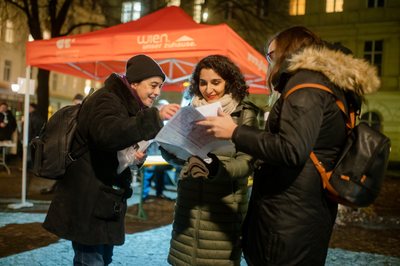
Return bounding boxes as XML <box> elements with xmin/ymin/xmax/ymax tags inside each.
<box><xmin>287</xmin><ymin>46</ymin><xmax>380</xmax><ymax>95</ymax></box>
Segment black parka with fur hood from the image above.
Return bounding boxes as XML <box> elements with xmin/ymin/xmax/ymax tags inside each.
<box><xmin>232</xmin><ymin>46</ymin><xmax>380</xmax><ymax>265</ymax></box>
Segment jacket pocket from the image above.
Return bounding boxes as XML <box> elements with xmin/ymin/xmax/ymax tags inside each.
<box><xmin>93</xmin><ymin>185</ymin><xmax>125</xmax><ymax>221</ymax></box>
<box><xmin>264</xmin><ymin>230</ymin><xmax>284</xmax><ymax>264</ymax></box>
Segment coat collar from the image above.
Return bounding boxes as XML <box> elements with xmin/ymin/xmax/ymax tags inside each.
<box><xmin>104</xmin><ymin>74</ymin><xmax>145</xmax><ymax>115</ymax></box>
<box><xmin>285</xmin><ymin>46</ymin><xmax>380</xmax><ymax>95</ymax></box>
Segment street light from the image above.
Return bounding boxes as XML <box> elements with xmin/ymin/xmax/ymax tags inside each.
<box><xmin>11</xmin><ymin>83</ymin><xmax>20</xmax><ymax>92</ymax></box>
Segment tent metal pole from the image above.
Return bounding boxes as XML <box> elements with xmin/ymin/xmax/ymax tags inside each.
<box><xmin>8</xmin><ymin>66</ymin><xmax>34</xmax><ymax>209</ymax></box>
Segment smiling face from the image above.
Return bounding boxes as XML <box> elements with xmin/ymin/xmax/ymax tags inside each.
<box><xmin>198</xmin><ymin>68</ymin><xmax>226</xmax><ymax>103</ymax></box>
<box><xmin>131</xmin><ymin>76</ymin><xmax>163</xmax><ymax>107</ymax></box>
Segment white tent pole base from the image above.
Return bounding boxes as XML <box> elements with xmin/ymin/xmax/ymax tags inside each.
<box><xmin>7</xmin><ymin>201</ymin><xmax>34</xmax><ymax>209</ymax></box>
<box><xmin>8</xmin><ymin>66</ymin><xmax>33</xmax><ymax>209</ymax></box>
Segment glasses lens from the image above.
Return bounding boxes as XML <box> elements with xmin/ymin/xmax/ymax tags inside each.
<box><xmin>266</xmin><ymin>51</ymin><xmax>274</xmax><ymax>64</ymax></box>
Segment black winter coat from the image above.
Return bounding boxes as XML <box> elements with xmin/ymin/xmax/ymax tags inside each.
<box><xmin>43</xmin><ymin>74</ymin><xmax>163</xmax><ymax>245</ymax></box>
<box><xmin>232</xmin><ymin>47</ymin><xmax>380</xmax><ymax>265</ymax></box>
<box><xmin>0</xmin><ymin>110</ymin><xmax>16</xmax><ymax>141</ymax></box>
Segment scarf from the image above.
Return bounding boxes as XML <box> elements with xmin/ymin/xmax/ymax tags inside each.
<box><xmin>119</xmin><ymin>74</ymin><xmax>146</xmax><ymax>110</ymax></box>
<box><xmin>191</xmin><ymin>94</ymin><xmax>239</xmax><ymax>115</ymax></box>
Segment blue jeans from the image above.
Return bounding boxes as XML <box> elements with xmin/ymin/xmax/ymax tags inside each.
<box><xmin>142</xmin><ymin>165</ymin><xmax>173</xmax><ymax>198</ymax></box>
<box><xmin>72</xmin><ymin>241</ymin><xmax>114</xmax><ymax>266</ymax></box>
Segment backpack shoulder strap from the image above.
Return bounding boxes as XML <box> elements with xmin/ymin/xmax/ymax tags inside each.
<box><xmin>284</xmin><ymin>83</ymin><xmax>356</xmax><ymax>190</ymax></box>
<box><xmin>284</xmin><ymin>83</ymin><xmax>355</xmax><ymax>129</ymax></box>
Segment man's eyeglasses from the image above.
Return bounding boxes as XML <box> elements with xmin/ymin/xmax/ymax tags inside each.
<box><xmin>266</xmin><ymin>51</ymin><xmax>274</xmax><ymax>64</ymax></box>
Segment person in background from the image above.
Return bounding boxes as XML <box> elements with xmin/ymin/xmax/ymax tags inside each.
<box><xmin>28</xmin><ymin>103</ymin><xmax>45</xmax><ymax>142</ymax></box>
<box><xmin>196</xmin><ymin>26</ymin><xmax>380</xmax><ymax>265</ymax></box>
<box><xmin>0</xmin><ymin>102</ymin><xmax>17</xmax><ymax>141</ymax></box>
<box><xmin>42</xmin><ymin>54</ymin><xmax>180</xmax><ymax>266</ymax></box>
<box><xmin>141</xmin><ymin>142</ymin><xmax>174</xmax><ymax>201</ymax></box>
<box><xmin>141</xmin><ymin>99</ymin><xmax>176</xmax><ymax>202</ymax></box>
<box><xmin>27</xmin><ymin>103</ymin><xmax>46</xmax><ymax>169</ymax></box>
<box><xmin>72</xmin><ymin>93</ymin><xmax>84</xmax><ymax>105</ymax></box>
<box><xmin>161</xmin><ymin>54</ymin><xmax>259</xmax><ymax>265</ymax></box>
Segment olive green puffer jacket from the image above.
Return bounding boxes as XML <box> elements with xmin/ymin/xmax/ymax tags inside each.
<box><xmin>167</xmin><ymin>101</ymin><xmax>259</xmax><ymax>266</ymax></box>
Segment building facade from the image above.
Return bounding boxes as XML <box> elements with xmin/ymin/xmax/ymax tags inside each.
<box><xmin>0</xmin><ymin>2</ymin><xmax>106</xmax><ymax>117</ymax></box>
<box><xmin>1</xmin><ymin>0</ymin><xmax>399</xmax><ymax>161</ymax></box>
<box><xmin>287</xmin><ymin>0</ymin><xmax>400</xmax><ymax>161</ymax></box>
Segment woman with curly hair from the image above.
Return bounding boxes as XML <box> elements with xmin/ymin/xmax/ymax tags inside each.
<box><xmin>162</xmin><ymin>54</ymin><xmax>260</xmax><ymax>265</ymax></box>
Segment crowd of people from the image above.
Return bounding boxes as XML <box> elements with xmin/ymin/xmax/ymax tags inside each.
<box><xmin>2</xmin><ymin>25</ymin><xmax>380</xmax><ymax>266</ymax></box>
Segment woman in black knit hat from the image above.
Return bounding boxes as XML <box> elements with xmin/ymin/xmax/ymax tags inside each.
<box><xmin>43</xmin><ymin>54</ymin><xmax>180</xmax><ymax>265</ymax></box>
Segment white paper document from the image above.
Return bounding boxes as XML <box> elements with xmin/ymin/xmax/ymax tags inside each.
<box><xmin>135</xmin><ymin>139</ymin><xmax>156</xmax><ymax>153</ymax></box>
<box><xmin>155</xmin><ymin>102</ymin><xmax>233</xmax><ymax>160</ymax></box>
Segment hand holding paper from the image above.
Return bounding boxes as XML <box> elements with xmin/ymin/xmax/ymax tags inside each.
<box><xmin>155</xmin><ymin>102</ymin><xmax>234</xmax><ymax>160</ymax></box>
<box><xmin>196</xmin><ymin>108</ymin><xmax>238</xmax><ymax>140</ymax></box>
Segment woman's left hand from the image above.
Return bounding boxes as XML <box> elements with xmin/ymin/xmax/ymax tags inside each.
<box><xmin>134</xmin><ymin>151</ymin><xmax>147</xmax><ymax>165</ymax></box>
<box><xmin>159</xmin><ymin>104</ymin><xmax>180</xmax><ymax>120</ymax></box>
<box><xmin>196</xmin><ymin>108</ymin><xmax>237</xmax><ymax>140</ymax></box>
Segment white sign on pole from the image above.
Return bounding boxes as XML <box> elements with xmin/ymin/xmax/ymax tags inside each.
<box><xmin>17</xmin><ymin>77</ymin><xmax>35</xmax><ymax>95</ymax></box>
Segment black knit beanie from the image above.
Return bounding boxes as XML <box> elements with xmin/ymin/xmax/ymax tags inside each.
<box><xmin>126</xmin><ymin>54</ymin><xmax>166</xmax><ymax>83</ymax></box>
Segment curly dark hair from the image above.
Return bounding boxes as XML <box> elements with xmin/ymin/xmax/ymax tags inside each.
<box><xmin>188</xmin><ymin>55</ymin><xmax>248</xmax><ymax>102</ymax></box>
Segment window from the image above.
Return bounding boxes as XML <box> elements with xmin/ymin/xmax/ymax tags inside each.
<box><xmin>5</xmin><ymin>20</ymin><xmax>14</xmax><ymax>43</ymax></box>
<box><xmin>361</xmin><ymin>112</ymin><xmax>382</xmax><ymax>132</ymax></box>
<box><xmin>73</xmin><ymin>77</ymin><xmax>78</xmax><ymax>90</ymax></box>
<box><xmin>364</xmin><ymin>40</ymin><xmax>383</xmax><ymax>76</ymax></box>
<box><xmin>224</xmin><ymin>1</ymin><xmax>234</xmax><ymax>20</ymax></box>
<box><xmin>167</xmin><ymin>0</ymin><xmax>180</xmax><ymax>6</ymax></box>
<box><xmin>257</xmin><ymin>0</ymin><xmax>269</xmax><ymax>17</ymax></box>
<box><xmin>326</xmin><ymin>0</ymin><xmax>343</xmax><ymax>13</ymax></box>
<box><xmin>289</xmin><ymin>0</ymin><xmax>306</xmax><ymax>16</ymax></box>
<box><xmin>3</xmin><ymin>60</ymin><xmax>12</xmax><ymax>82</ymax></box>
<box><xmin>193</xmin><ymin>0</ymin><xmax>205</xmax><ymax>23</ymax></box>
<box><xmin>367</xmin><ymin>0</ymin><xmax>384</xmax><ymax>8</ymax></box>
<box><xmin>202</xmin><ymin>8</ymin><xmax>209</xmax><ymax>22</ymax></box>
<box><xmin>121</xmin><ymin>1</ymin><xmax>141</xmax><ymax>23</ymax></box>
<box><xmin>52</xmin><ymin>73</ymin><xmax>58</xmax><ymax>91</ymax></box>
<box><xmin>43</xmin><ymin>30</ymin><xmax>51</xmax><ymax>40</ymax></box>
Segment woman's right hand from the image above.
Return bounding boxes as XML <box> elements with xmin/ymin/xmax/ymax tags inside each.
<box><xmin>196</xmin><ymin>108</ymin><xmax>237</xmax><ymax>139</ymax></box>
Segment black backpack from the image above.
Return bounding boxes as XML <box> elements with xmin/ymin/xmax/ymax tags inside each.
<box><xmin>285</xmin><ymin>83</ymin><xmax>391</xmax><ymax>207</ymax></box>
<box><xmin>30</xmin><ymin>103</ymin><xmax>88</xmax><ymax>179</ymax></box>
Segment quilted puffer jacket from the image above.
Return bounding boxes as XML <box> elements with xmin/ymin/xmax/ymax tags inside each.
<box><xmin>167</xmin><ymin>101</ymin><xmax>259</xmax><ymax>266</ymax></box>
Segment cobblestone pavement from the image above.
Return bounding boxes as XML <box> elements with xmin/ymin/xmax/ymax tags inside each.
<box><xmin>0</xmin><ymin>216</ymin><xmax>399</xmax><ymax>266</ymax></box>
<box><xmin>0</xmin><ymin>158</ymin><xmax>399</xmax><ymax>265</ymax></box>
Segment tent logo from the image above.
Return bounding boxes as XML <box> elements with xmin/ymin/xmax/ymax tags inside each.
<box><xmin>247</xmin><ymin>53</ymin><xmax>267</xmax><ymax>72</ymax></box>
<box><xmin>56</xmin><ymin>38</ymin><xmax>75</xmax><ymax>49</ymax></box>
<box><xmin>137</xmin><ymin>34</ymin><xmax>196</xmax><ymax>50</ymax></box>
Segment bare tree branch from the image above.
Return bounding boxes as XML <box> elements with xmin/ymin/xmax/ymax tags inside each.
<box><xmin>51</xmin><ymin>0</ymin><xmax>73</xmax><ymax>36</ymax></box>
<box><xmin>4</xmin><ymin>0</ymin><xmax>25</xmax><ymax>11</ymax></box>
<box><xmin>62</xmin><ymin>22</ymin><xmax>109</xmax><ymax>36</ymax></box>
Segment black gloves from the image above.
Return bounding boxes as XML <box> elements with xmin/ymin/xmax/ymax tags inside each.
<box><xmin>159</xmin><ymin>146</ymin><xmax>186</xmax><ymax>167</ymax></box>
<box><xmin>205</xmin><ymin>153</ymin><xmax>220</xmax><ymax>177</ymax></box>
<box><xmin>181</xmin><ymin>153</ymin><xmax>220</xmax><ymax>179</ymax></box>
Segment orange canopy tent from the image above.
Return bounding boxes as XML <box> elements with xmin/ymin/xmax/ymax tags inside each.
<box><xmin>26</xmin><ymin>6</ymin><xmax>268</xmax><ymax>94</ymax></box>
<box><xmin>13</xmin><ymin>6</ymin><xmax>269</xmax><ymax>209</ymax></box>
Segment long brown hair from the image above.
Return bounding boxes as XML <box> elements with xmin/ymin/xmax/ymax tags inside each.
<box><xmin>267</xmin><ymin>26</ymin><xmax>323</xmax><ymax>90</ymax></box>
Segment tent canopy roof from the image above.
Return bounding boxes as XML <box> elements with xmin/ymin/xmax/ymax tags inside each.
<box><xmin>26</xmin><ymin>6</ymin><xmax>268</xmax><ymax>94</ymax></box>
